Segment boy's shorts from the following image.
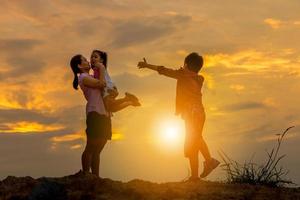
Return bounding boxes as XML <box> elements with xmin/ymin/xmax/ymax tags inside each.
<box><xmin>183</xmin><ymin>105</ymin><xmax>206</xmax><ymax>158</ymax></box>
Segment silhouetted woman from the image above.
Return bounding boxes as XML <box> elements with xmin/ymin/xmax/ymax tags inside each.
<box><xmin>70</xmin><ymin>54</ymin><xmax>110</xmax><ymax>177</ymax></box>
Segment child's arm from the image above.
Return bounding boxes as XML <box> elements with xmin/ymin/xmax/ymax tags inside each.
<box><xmin>94</xmin><ymin>62</ymin><xmax>106</xmax><ymax>86</ymax></box>
<box><xmin>138</xmin><ymin>58</ymin><xmax>182</xmax><ymax>79</ymax></box>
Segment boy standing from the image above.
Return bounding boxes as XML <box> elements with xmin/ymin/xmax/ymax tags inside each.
<box><xmin>137</xmin><ymin>53</ymin><xmax>219</xmax><ymax>181</ymax></box>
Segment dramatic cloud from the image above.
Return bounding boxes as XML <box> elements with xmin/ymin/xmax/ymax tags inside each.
<box><xmin>0</xmin><ymin>0</ymin><xmax>300</xmax><ymax>184</ymax></box>
<box><xmin>223</xmin><ymin>101</ymin><xmax>267</xmax><ymax>112</ymax></box>
<box><xmin>0</xmin><ymin>39</ymin><xmax>45</xmax><ymax>79</ymax></box>
<box><xmin>0</xmin><ymin>109</ymin><xmax>58</xmax><ymax>124</ymax></box>
<box><xmin>109</xmin><ymin>14</ymin><xmax>192</xmax><ymax>48</ymax></box>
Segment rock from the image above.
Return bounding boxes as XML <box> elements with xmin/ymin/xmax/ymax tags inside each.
<box><xmin>0</xmin><ymin>173</ymin><xmax>299</xmax><ymax>200</ymax></box>
<box><xmin>29</xmin><ymin>178</ymin><xmax>67</xmax><ymax>200</ymax></box>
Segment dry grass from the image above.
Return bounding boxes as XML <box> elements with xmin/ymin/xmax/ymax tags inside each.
<box><xmin>219</xmin><ymin>126</ymin><xmax>295</xmax><ymax>187</ymax></box>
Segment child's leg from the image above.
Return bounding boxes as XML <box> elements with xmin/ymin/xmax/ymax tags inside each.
<box><xmin>104</xmin><ymin>96</ymin><xmax>132</xmax><ymax>112</ymax></box>
<box><xmin>193</xmin><ymin>112</ymin><xmax>219</xmax><ymax>178</ymax></box>
<box><xmin>104</xmin><ymin>94</ymin><xmax>140</xmax><ymax>113</ymax></box>
<box><xmin>198</xmin><ymin>136</ymin><xmax>212</xmax><ymax>162</ymax></box>
<box><xmin>185</xmin><ymin>121</ymin><xmax>200</xmax><ymax>178</ymax></box>
<box><xmin>185</xmin><ymin>111</ymin><xmax>211</xmax><ymax>179</ymax></box>
<box><xmin>195</xmin><ymin>114</ymin><xmax>212</xmax><ymax>161</ymax></box>
<box><xmin>188</xmin><ymin>153</ymin><xmax>199</xmax><ymax>178</ymax></box>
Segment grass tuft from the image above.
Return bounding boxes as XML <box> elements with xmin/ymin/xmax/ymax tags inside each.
<box><xmin>219</xmin><ymin>126</ymin><xmax>295</xmax><ymax>187</ymax></box>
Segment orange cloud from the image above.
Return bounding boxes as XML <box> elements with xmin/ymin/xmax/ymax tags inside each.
<box><xmin>51</xmin><ymin>133</ymin><xmax>84</xmax><ymax>142</ymax></box>
<box><xmin>257</xmin><ymin>133</ymin><xmax>297</xmax><ymax>142</ymax></box>
<box><xmin>264</xmin><ymin>18</ymin><xmax>283</xmax><ymax>29</ymax></box>
<box><xmin>70</xmin><ymin>144</ymin><xmax>82</xmax><ymax>150</ymax></box>
<box><xmin>205</xmin><ymin>49</ymin><xmax>293</xmax><ymax>71</ymax></box>
<box><xmin>264</xmin><ymin>18</ymin><xmax>300</xmax><ymax>29</ymax></box>
<box><xmin>230</xmin><ymin>84</ymin><xmax>245</xmax><ymax>91</ymax></box>
<box><xmin>0</xmin><ymin>121</ymin><xmax>64</xmax><ymax>133</ymax></box>
<box><xmin>50</xmin><ymin>130</ymin><xmax>124</xmax><ymax>143</ymax></box>
<box><xmin>0</xmin><ymin>97</ymin><xmax>23</xmax><ymax>109</ymax></box>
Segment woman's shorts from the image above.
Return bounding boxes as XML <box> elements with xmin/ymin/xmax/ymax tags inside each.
<box><xmin>86</xmin><ymin>111</ymin><xmax>112</xmax><ymax>140</ymax></box>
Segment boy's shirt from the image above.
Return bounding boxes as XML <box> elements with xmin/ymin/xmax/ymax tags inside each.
<box><xmin>157</xmin><ymin>66</ymin><xmax>204</xmax><ymax>118</ymax></box>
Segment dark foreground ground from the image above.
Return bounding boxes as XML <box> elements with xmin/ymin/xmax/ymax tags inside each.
<box><xmin>1</xmin><ymin>172</ymin><xmax>299</xmax><ymax>200</ymax></box>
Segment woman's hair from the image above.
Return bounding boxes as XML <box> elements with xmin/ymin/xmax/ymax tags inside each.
<box><xmin>92</xmin><ymin>50</ymin><xmax>108</xmax><ymax>69</ymax></box>
<box><xmin>70</xmin><ymin>54</ymin><xmax>82</xmax><ymax>90</ymax></box>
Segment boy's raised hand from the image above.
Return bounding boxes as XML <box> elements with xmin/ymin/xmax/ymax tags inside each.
<box><xmin>137</xmin><ymin>58</ymin><xmax>148</xmax><ymax>69</ymax></box>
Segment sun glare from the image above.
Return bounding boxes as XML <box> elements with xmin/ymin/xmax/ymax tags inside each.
<box><xmin>163</xmin><ymin>126</ymin><xmax>180</xmax><ymax>142</ymax></box>
<box><xmin>155</xmin><ymin>118</ymin><xmax>184</xmax><ymax>150</ymax></box>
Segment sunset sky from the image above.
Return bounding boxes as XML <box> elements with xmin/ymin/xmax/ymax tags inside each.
<box><xmin>1</xmin><ymin>0</ymin><xmax>300</xmax><ymax>184</ymax></box>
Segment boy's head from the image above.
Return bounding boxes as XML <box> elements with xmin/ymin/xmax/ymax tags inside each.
<box><xmin>184</xmin><ymin>52</ymin><xmax>203</xmax><ymax>73</ymax></box>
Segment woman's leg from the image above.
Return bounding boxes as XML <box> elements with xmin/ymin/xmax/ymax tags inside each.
<box><xmin>81</xmin><ymin>137</ymin><xmax>96</xmax><ymax>173</ymax></box>
<box><xmin>91</xmin><ymin>138</ymin><xmax>107</xmax><ymax>177</ymax></box>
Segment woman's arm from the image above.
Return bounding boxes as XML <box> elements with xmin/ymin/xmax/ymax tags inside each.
<box><xmin>93</xmin><ymin>62</ymin><xmax>106</xmax><ymax>82</ymax></box>
<box><xmin>82</xmin><ymin>76</ymin><xmax>105</xmax><ymax>89</ymax></box>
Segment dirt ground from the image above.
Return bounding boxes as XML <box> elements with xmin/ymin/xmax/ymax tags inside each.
<box><xmin>1</xmin><ymin>172</ymin><xmax>299</xmax><ymax>200</ymax></box>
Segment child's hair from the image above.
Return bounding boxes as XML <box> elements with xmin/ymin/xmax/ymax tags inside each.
<box><xmin>70</xmin><ymin>54</ymin><xmax>82</xmax><ymax>90</ymax></box>
<box><xmin>92</xmin><ymin>50</ymin><xmax>108</xmax><ymax>68</ymax></box>
<box><xmin>184</xmin><ymin>52</ymin><xmax>203</xmax><ymax>73</ymax></box>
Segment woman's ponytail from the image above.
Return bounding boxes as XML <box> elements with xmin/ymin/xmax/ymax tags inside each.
<box><xmin>72</xmin><ymin>73</ymin><xmax>79</xmax><ymax>90</ymax></box>
<box><xmin>70</xmin><ymin>54</ymin><xmax>82</xmax><ymax>90</ymax></box>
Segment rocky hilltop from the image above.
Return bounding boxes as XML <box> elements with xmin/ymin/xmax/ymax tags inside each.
<box><xmin>1</xmin><ymin>172</ymin><xmax>299</xmax><ymax>200</ymax></box>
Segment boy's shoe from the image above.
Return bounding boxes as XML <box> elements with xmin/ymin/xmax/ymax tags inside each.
<box><xmin>185</xmin><ymin>176</ymin><xmax>201</xmax><ymax>182</ymax></box>
<box><xmin>71</xmin><ymin>170</ymin><xmax>91</xmax><ymax>178</ymax></box>
<box><xmin>200</xmin><ymin>158</ymin><xmax>220</xmax><ymax>178</ymax></box>
<box><xmin>125</xmin><ymin>92</ymin><xmax>141</xmax><ymax>106</ymax></box>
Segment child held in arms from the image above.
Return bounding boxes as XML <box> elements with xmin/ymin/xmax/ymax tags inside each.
<box><xmin>91</xmin><ymin>50</ymin><xmax>140</xmax><ymax>114</ymax></box>
<box><xmin>137</xmin><ymin>53</ymin><xmax>219</xmax><ymax>181</ymax></box>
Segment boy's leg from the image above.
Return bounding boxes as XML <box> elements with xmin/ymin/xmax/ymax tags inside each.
<box><xmin>193</xmin><ymin>113</ymin><xmax>212</xmax><ymax>162</ymax></box>
<box><xmin>194</xmin><ymin>114</ymin><xmax>219</xmax><ymax>178</ymax></box>
<box><xmin>185</xmin><ymin>121</ymin><xmax>200</xmax><ymax>179</ymax></box>
<box><xmin>188</xmin><ymin>153</ymin><xmax>199</xmax><ymax>179</ymax></box>
<box><xmin>199</xmin><ymin>136</ymin><xmax>212</xmax><ymax>162</ymax></box>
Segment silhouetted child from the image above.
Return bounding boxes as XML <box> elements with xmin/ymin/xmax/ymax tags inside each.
<box><xmin>91</xmin><ymin>50</ymin><xmax>140</xmax><ymax>113</ymax></box>
<box><xmin>138</xmin><ymin>53</ymin><xmax>219</xmax><ymax>181</ymax></box>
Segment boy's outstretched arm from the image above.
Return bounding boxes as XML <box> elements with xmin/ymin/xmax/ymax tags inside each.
<box><xmin>137</xmin><ymin>58</ymin><xmax>181</xmax><ymax>79</ymax></box>
<box><xmin>137</xmin><ymin>58</ymin><xmax>161</xmax><ymax>71</ymax></box>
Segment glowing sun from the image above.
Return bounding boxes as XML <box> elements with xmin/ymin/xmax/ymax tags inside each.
<box><xmin>156</xmin><ymin>118</ymin><xmax>184</xmax><ymax>148</ymax></box>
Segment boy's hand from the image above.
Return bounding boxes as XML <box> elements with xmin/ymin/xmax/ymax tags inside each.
<box><xmin>137</xmin><ymin>58</ymin><xmax>148</xmax><ymax>69</ymax></box>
